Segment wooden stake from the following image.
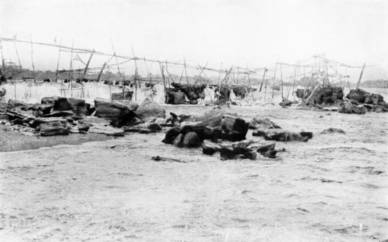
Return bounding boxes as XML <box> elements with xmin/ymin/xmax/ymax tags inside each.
<box><xmin>30</xmin><ymin>37</ymin><xmax>36</xmax><ymax>82</ymax></box>
<box><xmin>159</xmin><ymin>62</ymin><xmax>167</xmax><ymax>103</ymax></box>
<box><xmin>96</xmin><ymin>62</ymin><xmax>106</xmax><ymax>82</ymax></box>
<box><xmin>55</xmin><ymin>47</ymin><xmax>61</xmax><ymax>82</ymax></box>
<box><xmin>356</xmin><ymin>63</ymin><xmax>366</xmax><ymax>89</ymax></box>
<box><xmin>69</xmin><ymin>42</ymin><xmax>74</xmax><ymax>97</ymax></box>
<box><xmin>259</xmin><ymin>68</ymin><xmax>268</xmax><ymax>92</ymax></box>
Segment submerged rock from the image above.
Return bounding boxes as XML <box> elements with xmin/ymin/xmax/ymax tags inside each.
<box><xmin>321</xmin><ymin>128</ymin><xmax>346</xmax><ymax>134</ymax></box>
<box><xmin>253</xmin><ymin>129</ymin><xmax>313</xmax><ymax>142</ymax></box>
<box><xmin>338</xmin><ymin>101</ymin><xmax>367</xmax><ymax>114</ymax></box>
<box><xmin>249</xmin><ymin>117</ymin><xmax>281</xmax><ymax>130</ymax></box>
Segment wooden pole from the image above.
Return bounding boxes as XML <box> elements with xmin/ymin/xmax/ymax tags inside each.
<box><xmin>356</xmin><ymin>63</ymin><xmax>366</xmax><ymax>89</ymax></box>
<box><xmin>55</xmin><ymin>48</ymin><xmax>61</xmax><ymax>82</ymax></box>
<box><xmin>291</xmin><ymin>66</ymin><xmax>297</xmax><ymax>99</ymax></box>
<box><xmin>14</xmin><ymin>42</ymin><xmax>22</xmax><ymax>70</ymax></box>
<box><xmin>184</xmin><ymin>59</ymin><xmax>189</xmax><ymax>84</ymax></box>
<box><xmin>30</xmin><ymin>37</ymin><xmax>36</xmax><ymax>82</ymax></box>
<box><xmin>272</xmin><ymin>64</ymin><xmax>277</xmax><ymax>99</ymax></box>
<box><xmin>0</xmin><ymin>40</ymin><xmax>5</xmax><ymax>71</ymax></box>
<box><xmin>69</xmin><ymin>42</ymin><xmax>74</xmax><ymax>97</ymax></box>
<box><xmin>280</xmin><ymin>65</ymin><xmax>284</xmax><ymax>100</ymax></box>
<box><xmin>259</xmin><ymin>68</ymin><xmax>268</xmax><ymax>92</ymax></box>
<box><xmin>159</xmin><ymin>62</ymin><xmax>167</xmax><ymax>103</ymax></box>
<box><xmin>96</xmin><ymin>62</ymin><xmax>106</xmax><ymax>82</ymax></box>
<box><xmin>83</xmin><ymin>51</ymin><xmax>94</xmax><ymax>78</ymax></box>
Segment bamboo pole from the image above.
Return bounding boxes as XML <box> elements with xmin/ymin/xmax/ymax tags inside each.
<box><xmin>159</xmin><ymin>62</ymin><xmax>167</xmax><ymax>103</ymax></box>
<box><xmin>356</xmin><ymin>63</ymin><xmax>366</xmax><ymax>89</ymax></box>
<box><xmin>259</xmin><ymin>68</ymin><xmax>268</xmax><ymax>92</ymax></box>
<box><xmin>96</xmin><ymin>62</ymin><xmax>106</xmax><ymax>82</ymax></box>
<box><xmin>69</xmin><ymin>42</ymin><xmax>74</xmax><ymax>97</ymax></box>
<box><xmin>0</xmin><ymin>40</ymin><xmax>4</xmax><ymax>71</ymax></box>
<box><xmin>272</xmin><ymin>64</ymin><xmax>277</xmax><ymax>99</ymax></box>
<box><xmin>184</xmin><ymin>59</ymin><xmax>189</xmax><ymax>85</ymax></box>
<box><xmin>55</xmin><ymin>47</ymin><xmax>61</xmax><ymax>82</ymax></box>
<box><xmin>30</xmin><ymin>37</ymin><xmax>36</xmax><ymax>82</ymax></box>
<box><xmin>14</xmin><ymin>42</ymin><xmax>22</xmax><ymax>70</ymax></box>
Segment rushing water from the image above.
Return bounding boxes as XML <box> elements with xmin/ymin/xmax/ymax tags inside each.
<box><xmin>0</xmin><ymin>102</ymin><xmax>387</xmax><ymax>241</ymax></box>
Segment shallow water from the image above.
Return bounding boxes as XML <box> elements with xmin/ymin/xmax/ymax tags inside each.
<box><xmin>0</xmin><ymin>104</ymin><xmax>387</xmax><ymax>241</ymax></box>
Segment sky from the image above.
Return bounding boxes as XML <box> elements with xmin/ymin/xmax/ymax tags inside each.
<box><xmin>0</xmin><ymin>0</ymin><xmax>387</xmax><ymax>79</ymax></box>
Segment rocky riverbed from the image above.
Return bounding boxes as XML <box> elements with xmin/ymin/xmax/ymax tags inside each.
<box><xmin>0</xmin><ymin>104</ymin><xmax>387</xmax><ymax>241</ymax></box>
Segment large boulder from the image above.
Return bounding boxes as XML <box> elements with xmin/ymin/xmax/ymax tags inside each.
<box><xmin>364</xmin><ymin>93</ymin><xmax>384</xmax><ymax>105</ymax></box>
<box><xmin>165</xmin><ymin>89</ymin><xmax>186</xmax><ymax>104</ymax></box>
<box><xmin>346</xmin><ymin>89</ymin><xmax>369</xmax><ymax>103</ymax></box>
<box><xmin>38</xmin><ymin>120</ymin><xmax>70</xmax><ymax>136</ymax></box>
<box><xmin>111</xmin><ymin>90</ymin><xmax>133</xmax><ymax>101</ymax></box>
<box><xmin>253</xmin><ymin>129</ymin><xmax>313</xmax><ymax>142</ymax></box>
<box><xmin>171</xmin><ymin>82</ymin><xmax>206</xmax><ymax>101</ymax></box>
<box><xmin>41</xmin><ymin>96</ymin><xmax>90</xmax><ymax>116</ymax></box>
<box><xmin>162</xmin><ymin>127</ymin><xmax>181</xmax><ymax>144</ymax></box>
<box><xmin>136</xmin><ymin>98</ymin><xmax>165</xmax><ymax>120</ymax></box>
<box><xmin>249</xmin><ymin>117</ymin><xmax>281</xmax><ymax>130</ymax></box>
<box><xmin>67</xmin><ymin>98</ymin><xmax>90</xmax><ymax>116</ymax></box>
<box><xmin>305</xmin><ymin>86</ymin><xmax>343</xmax><ymax>106</ymax></box>
<box><xmin>94</xmin><ymin>98</ymin><xmax>136</xmax><ymax>127</ymax></box>
<box><xmin>338</xmin><ymin>101</ymin><xmax>367</xmax><ymax>114</ymax></box>
<box><xmin>214</xmin><ymin>86</ymin><xmax>231</xmax><ymax>104</ymax></box>
<box><xmin>182</xmin><ymin>131</ymin><xmax>202</xmax><ymax>148</ymax></box>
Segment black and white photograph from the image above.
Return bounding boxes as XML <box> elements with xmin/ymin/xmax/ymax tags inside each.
<box><xmin>0</xmin><ymin>0</ymin><xmax>387</xmax><ymax>241</ymax></box>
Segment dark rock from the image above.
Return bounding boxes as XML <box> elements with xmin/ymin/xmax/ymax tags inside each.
<box><xmin>147</xmin><ymin>122</ymin><xmax>162</xmax><ymax>132</ymax></box>
<box><xmin>77</xmin><ymin>123</ymin><xmax>90</xmax><ymax>134</ymax></box>
<box><xmin>171</xmin><ymin>82</ymin><xmax>206</xmax><ymax>102</ymax></box>
<box><xmin>305</xmin><ymin>86</ymin><xmax>344</xmax><ymax>105</ymax></box>
<box><xmin>182</xmin><ymin>131</ymin><xmax>202</xmax><ymax>148</ymax></box>
<box><xmin>202</xmin><ymin>140</ymin><xmax>221</xmax><ymax>155</ymax></box>
<box><xmin>279</xmin><ymin>99</ymin><xmax>294</xmax><ymax>107</ymax></box>
<box><xmin>173</xmin><ymin>133</ymin><xmax>184</xmax><ymax>147</ymax></box>
<box><xmin>321</xmin><ymin>128</ymin><xmax>345</xmax><ymax>134</ymax></box>
<box><xmin>39</xmin><ymin>120</ymin><xmax>70</xmax><ymax>136</ymax></box>
<box><xmin>53</xmin><ymin>97</ymin><xmax>72</xmax><ymax>111</ymax></box>
<box><xmin>214</xmin><ymin>86</ymin><xmax>231</xmax><ymax>104</ymax></box>
<box><xmin>111</xmin><ymin>90</ymin><xmax>133</xmax><ymax>100</ymax></box>
<box><xmin>41</xmin><ymin>96</ymin><xmax>59</xmax><ymax>106</ymax></box>
<box><xmin>94</xmin><ymin>99</ymin><xmax>136</xmax><ymax>127</ymax></box>
<box><xmin>346</xmin><ymin>88</ymin><xmax>369</xmax><ymax>103</ymax></box>
<box><xmin>338</xmin><ymin>101</ymin><xmax>367</xmax><ymax>114</ymax></box>
<box><xmin>253</xmin><ymin>129</ymin><xmax>313</xmax><ymax>142</ymax></box>
<box><xmin>162</xmin><ymin>127</ymin><xmax>181</xmax><ymax>144</ymax></box>
<box><xmin>165</xmin><ymin>89</ymin><xmax>187</xmax><ymax>104</ymax></box>
<box><xmin>249</xmin><ymin>117</ymin><xmax>281</xmax><ymax>130</ymax></box>
<box><xmin>67</xmin><ymin>98</ymin><xmax>89</xmax><ymax>116</ymax></box>
<box><xmin>219</xmin><ymin>141</ymin><xmax>257</xmax><ymax>160</ymax></box>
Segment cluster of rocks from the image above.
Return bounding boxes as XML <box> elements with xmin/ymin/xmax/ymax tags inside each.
<box><xmin>165</xmin><ymin>82</ymin><xmax>207</xmax><ymax>104</ymax></box>
<box><xmin>249</xmin><ymin>117</ymin><xmax>313</xmax><ymax>142</ymax></box>
<box><xmin>339</xmin><ymin>88</ymin><xmax>388</xmax><ymax>114</ymax></box>
<box><xmin>0</xmin><ymin>96</ymin><xmax>170</xmax><ymax>137</ymax></box>
<box><xmin>296</xmin><ymin>86</ymin><xmax>387</xmax><ymax>114</ymax></box>
<box><xmin>161</xmin><ymin>110</ymin><xmax>313</xmax><ymax>160</ymax></box>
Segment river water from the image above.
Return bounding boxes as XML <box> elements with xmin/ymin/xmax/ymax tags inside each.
<box><xmin>0</xmin><ymin>102</ymin><xmax>387</xmax><ymax>241</ymax></box>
